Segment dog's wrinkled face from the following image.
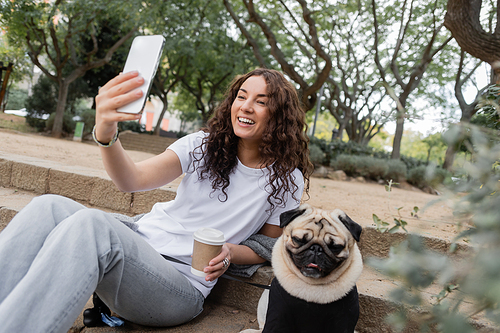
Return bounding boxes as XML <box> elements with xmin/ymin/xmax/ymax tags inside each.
<box><xmin>280</xmin><ymin>204</ymin><xmax>362</xmax><ymax>280</ymax></box>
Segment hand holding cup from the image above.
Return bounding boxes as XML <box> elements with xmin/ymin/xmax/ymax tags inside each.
<box><xmin>191</xmin><ymin>228</ymin><xmax>225</xmax><ymax>278</ymax></box>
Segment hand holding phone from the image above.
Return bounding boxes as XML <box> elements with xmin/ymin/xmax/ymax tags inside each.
<box><xmin>117</xmin><ymin>35</ymin><xmax>165</xmax><ymax>114</ymax></box>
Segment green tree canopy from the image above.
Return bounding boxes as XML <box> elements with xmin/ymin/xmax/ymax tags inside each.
<box><xmin>128</xmin><ymin>0</ymin><xmax>258</xmax><ymax>133</ymax></box>
<box><xmin>371</xmin><ymin>0</ymin><xmax>453</xmax><ymax>159</ymax></box>
<box><xmin>0</xmin><ymin>0</ymin><xmax>140</xmax><ymax>137</ymax></box>
<box><xmin>224</xmin><ymin>0</ymin><xmax>333</xmax><ymax>111</ymax></box>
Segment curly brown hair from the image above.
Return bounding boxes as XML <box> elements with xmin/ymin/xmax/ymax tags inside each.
<box><xmin>193</xmin><ymin>68</ymin><xmax>313</xmax><ymax>211</ymax></box>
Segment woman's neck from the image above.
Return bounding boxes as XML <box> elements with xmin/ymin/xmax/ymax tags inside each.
<box><xmin>237</xmin><ymin>141</ymin><xmax>265</xmax><ymax>169</ymax></box>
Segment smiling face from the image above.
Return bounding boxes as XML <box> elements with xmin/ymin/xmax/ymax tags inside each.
<box><xmin>230</xmin><ymin>75</ymin><xmax>271</xmax><ymax>146</ymax></box>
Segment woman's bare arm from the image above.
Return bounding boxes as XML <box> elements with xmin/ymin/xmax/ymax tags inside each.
<box><xmin>94</xmin><ymin>71</ymin><xmax>182</xmax><ymax>192</ymax></box>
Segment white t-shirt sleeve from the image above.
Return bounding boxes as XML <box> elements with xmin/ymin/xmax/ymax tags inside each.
<box><xmin>166</xmin><ymin>131</ymin><xmax>206</xmax><ymax>173</ymax></box>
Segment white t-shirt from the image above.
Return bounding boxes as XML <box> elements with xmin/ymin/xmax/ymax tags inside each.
<box><xmin>136</xmin><ymin>131</ymin><xmax>304</xmax><ymax>297</ymax></box>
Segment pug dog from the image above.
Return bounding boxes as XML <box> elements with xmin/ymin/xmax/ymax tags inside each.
<box><xmin>241</xmin><ymin>204</ymin><xmax>363</xmax><ymax>333</ymax></box>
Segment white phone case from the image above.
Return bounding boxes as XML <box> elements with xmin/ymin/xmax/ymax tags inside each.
<box><xmin>117</xmin><ymin>35</ymin><xmax>165</xmax><ymax>114</ymax></box>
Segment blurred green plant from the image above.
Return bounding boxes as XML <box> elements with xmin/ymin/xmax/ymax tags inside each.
<box><xmin>373</xmin><ymin>180</ymin><xmax>411</xmax><ymax>234</ymax></box>
<box><xmin>407</xmin><ymin>164</ymin><xmax>452</xmax><ymax>189</ymax></box>
<box><xmin>4</xmin><ymin>88</ymin><xmax>28</xmax><ymax>110</ymax></box>
<box><xmin>309</xmin><ymin>143</ymin><xmax>326</xmax><ymax>166</ymax></box>
<box><xmin>472</xmin><ymin>84</ymin><xmax>500</xmax><ymax>132</ymax></box>
<box><xmin>368</xmin><ymin>120</ymin><xmax>500</xmax><ymax>332</ymax></box>
<box><xmin>386</xmin><ymin>160</ymin><xmax>408</xmax><ymax>182</ymax></box>
<box><xmin>310</xmin><ymin>136</ymin><xmax>427</xmax><ymax>172</ymax></box>
<box><xmin>79</xmin><ymin>109</ymin><xmax>96</xmax><ymax>136</ymax></box>
<box><xmin>45</xmin><ymin>112</ymin><xmax>75</xmax><ymax>135</ymax></box>
<box><xmin>118</xmin><ymin>121</ymin><xmax>149</xmax><ymax>134</ymax></box>
<box><xmin>330</xmin><ymin>153</ymin><xmax>429</xmax><ymax>185</ymax></box>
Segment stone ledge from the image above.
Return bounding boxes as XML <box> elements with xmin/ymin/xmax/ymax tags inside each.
<box><xmin>10</xmin><ymin>161</ymin><xmax>49</xmax><ymax>194</ymax></box>
<box><xmin>49</xmin><ymin>169</ymin><xmax>95</xmax><ymax>202</ymax></box>
<box><xmin>0</xmin><ymin>206</ymin><xmax>17</xmax><ymax>231</ymax></box>
<box><xmin>0</xmin><ymin>159</ymin><xmax>12</xmax><ymax>187</ymax></box>
<box><xmin>359</xmin><ymin>226</ymin><xmax>473</xmax><ymax>260</ymax></box>
<box><xmin>0</xmin><ymin>154</ymin><xmax>177</xmax><ymax>216</ymax></box>
<box><xmin>210</xmin><ymin>266</ymin><xmax>274</xmax><ymax>315</ymax></box>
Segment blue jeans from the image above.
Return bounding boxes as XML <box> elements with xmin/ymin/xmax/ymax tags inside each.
<box><xmin>0</xmin><ymin>195</ymin><xmax>204</xmax><ymax>333</ymax></box>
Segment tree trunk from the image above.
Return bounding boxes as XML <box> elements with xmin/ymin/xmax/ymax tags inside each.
<box><xmin>52</xmin><ymin>79</ymin><xmax>70</xmax><ymax>138</ymax></box>
<box><xmin>337</xmin><ymin>116</ymin><xmax>350</xmax><ymax>142</ymax></box>
<box><xmin>426</xmin><ymin>147</ymin><xmax>432</xmax><ymax>164</ymax></box>
<box><xmin>443</xmin><ymin>96</ymin><xmax>479</xmax><ymax>170</ymax></box>
<box><xmin>202</xmin><ymin>109</ymin><xmax>211</xmax><ymax>126</ymax></box>
<box><xmin>391</xmin><ymin>112</ymin><xmax>405</xmax><ymax>159</ymax></box>
<box><xmin>491</xmin><ymin>67</ymin><xmax>500</xmax><ymax>85</ymax></box>
<box><xmin>443</xmin><ymin>144</ymin><xmax>457</xmax><ymax>170</ymax></box>
<box><xmin>443</xmin><ymin>122</ymin><xmax>465</xmax><ymax>170</ymax></box>
<box><xmin>445</xmin><ymin>0</ymin><xmax>500</xmax><ymax>83</ymax></box>
<box><xmin>153</xmin><ymin>98</ymin><xmax>168</xmax><ymax>136</ymax></box>
<box><xmin>0</xmin><ymin>63</ymin><xmax>13</xmax><ymax>111</ymax></box>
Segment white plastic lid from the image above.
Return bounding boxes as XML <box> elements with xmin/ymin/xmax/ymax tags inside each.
<box><xmin>193</xmin><ymin>227</ymin><xmax>225</xmax><ymax>246</ymax></box>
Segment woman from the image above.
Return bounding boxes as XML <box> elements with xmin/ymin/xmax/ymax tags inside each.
<box><xmin>0</xmin><ymin>68</ymin><xmax>313</xmax><ymax>332</ymax></box>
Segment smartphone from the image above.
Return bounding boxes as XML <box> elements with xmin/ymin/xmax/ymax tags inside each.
<box><xmin>117</xmin><ymin>35</ymin><xmax>165</xmax><ymax>114</ymax></box>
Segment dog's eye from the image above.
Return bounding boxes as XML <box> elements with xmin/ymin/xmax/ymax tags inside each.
<box><xmin>292</xmin><ymin>236</ymin><xmax>307</xmax><ymax>246</ymax></box>
<box><xmin>328</xmin><ymin>243</ymin><xmax>345</xmax><ymax>254</ymax></box>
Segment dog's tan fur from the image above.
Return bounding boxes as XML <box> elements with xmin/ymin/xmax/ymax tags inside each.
<box><xmin>239</xmin><ymin>204</ymin><xmax>362</xmax><ymax>333</ymax></box>
<box><xmin>272</xmin><ymin>204</ymin><xmax>363</xmax><ymax>304</ymax></box>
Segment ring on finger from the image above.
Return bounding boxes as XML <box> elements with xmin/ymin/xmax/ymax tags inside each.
<box><xmin>222</xmin><ymin>258</ymin><xmax>230</xmax><ymax>269</ymax></box>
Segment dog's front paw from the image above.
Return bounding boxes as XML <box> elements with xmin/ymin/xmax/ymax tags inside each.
<box><xmin>239</xmin><ymin>330</ymin><xmax>262</xmax><ymax>333</ymax></box>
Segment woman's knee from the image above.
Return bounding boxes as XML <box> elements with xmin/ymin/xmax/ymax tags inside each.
<box><xmin>7</xmin><ymin>195</ymin><xmax>75</xmax><ymax>233</ymax></box>
<box><xmin>29</xmin><ymin>194</ymin><xmax>64</xmax><ymax>206</ymax></box>
<box><xmin>60</xmin><ymin>209</ymin><xmax>118</xmax><ymax>240</ymax></box>
<box><xmin>28</xmin><ymin>194</ymin><xmax>79</xmax><ymax>212</ymax></box>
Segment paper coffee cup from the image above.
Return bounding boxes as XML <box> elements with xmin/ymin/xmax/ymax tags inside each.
<box><xmin>191</xmin><ymin>227</ymin><xmax>225</xmax><ymax>277</ymax></box>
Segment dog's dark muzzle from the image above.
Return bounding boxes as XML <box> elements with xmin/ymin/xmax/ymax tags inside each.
<box><xmin>289</xmin><ymin>244</ymin><xmax>345</xmax><ymax>278</ymax></box>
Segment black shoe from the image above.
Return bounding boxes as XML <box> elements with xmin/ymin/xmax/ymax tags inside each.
<box><xmin>83</xmin><ymin>293</ymin><xmax>111</xmax><ymax>327</ymax></box>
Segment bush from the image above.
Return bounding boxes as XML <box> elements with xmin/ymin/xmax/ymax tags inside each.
<box><xmin>25</xmin><ymin>76</ymin><xmax>57</xmax><ymax>117</ymax></box>
<box><xmin>427</xmin><ymin>165</ymin><xmax>452</xmax><ymax>188</ymax></box>
<box><xmin>407</xmin><ymin>165</ymin><xmax>427</xmax><ymax>188</ymax></box>
<box><xmin>328</xmin><ymin>139</ymin><xmax>376</xmax><ymax>159</ymax></box>
<box><xmin>386</xmin><ymin>159</ymin><xmax>407</xmax><ymax>182</ymax></box>
<box><xmin>45</xmin><ymin>112</ymin><xmax>76</xmax><ymax>135</ymax></box>
<box><xmin>310</xmin><ymin>137</ymin><xmax>378</xmax><ymax>163</ymax></box>
<box><xmin>79</xmin><ymin>109</ymin><xmax>96</xmax><ymax>135</ymax></box>
<box><xmin>309</xmin><ymin>143</ymin><xmax>325</xmax><ymax>166</ymax></box>
<box><xmin>372</xmin><ymin>149</ymin><xmax>392</xmax><ymax>160</ymax></box>
<box><xmin>400</xmin><ymin>154</ymin><xmax>426</xmax><ymax>170</ymax></box>
<box><xmin>356</xmin><ymin>156</ymin><xmax>388</xmax><ymax>181</ymax></box>
<box><xmin>330</xmin><ymin>154</ymin><xmax>359</xmax><ymax>177</ymax></box>
<box><xmin>311</xmin><ymin>137</ymin><xmax>426</xmax><ymax>171</ymax></box>
<box><xmin>5</xmin><ymin>88</ymin><xmax>28</xmax><ymax>110</ymax></box>
<box><xmin>331</xmin><ymin>154</ymin><xmax>390</xmax><ymax>181</ymax></box>
<box><xmin>118</xmin><ymin>121</ymin><xmax>149</xmax><ymax>134</ymax></box>
<box><xmin>25</xmin><ymin>116</ymin><xmax>46</xmax><ymax>132</ymax></box>
<box><xmin>407</xmin><ymin>165</ymin><xmax>450</xmax><ymax>189</ymax></box>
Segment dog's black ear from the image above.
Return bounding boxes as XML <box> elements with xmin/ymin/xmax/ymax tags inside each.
<box><xmin>338</xmin><ymin>214</ymin><xmax>362</xmax><ymax>242</ymax></box>
<box><xmin>280</xmin><ymin>208</ymin><xmax>306</xmax><ymax>228</ymax></box>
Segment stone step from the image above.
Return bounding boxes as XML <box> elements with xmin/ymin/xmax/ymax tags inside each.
<box><xmin>0</xmin><ymin>152</ymin><xmax>178</xmax><ymax>216</ymax></box>
<box><xmin>71</xmin><ymin>296</ymin><xmax>261</xmax><ymax>333</ymax></box>
<box><xmin>0</xmin><ymin>153</ymin><xmax>495</xmax><ymax>332</ymax></box>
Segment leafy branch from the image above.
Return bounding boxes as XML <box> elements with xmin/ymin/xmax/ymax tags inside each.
<box><xmin>372</xmin><ymin>179</ymin><xmax>412</xmax><ymax>234</ymax></box>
